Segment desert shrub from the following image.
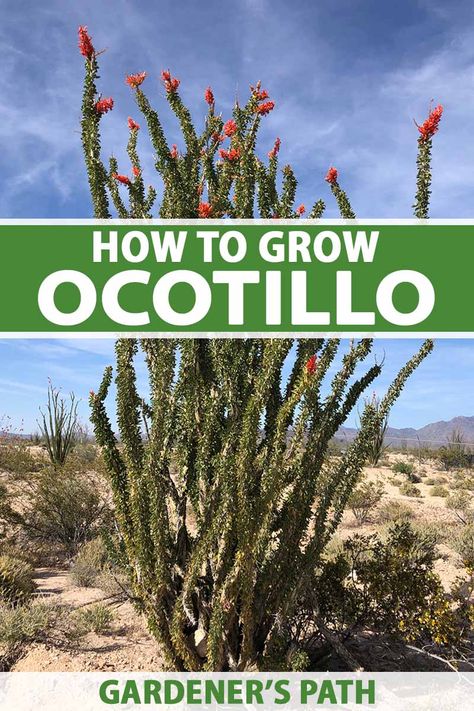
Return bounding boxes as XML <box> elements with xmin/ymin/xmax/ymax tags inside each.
<box><xmin>39</xmin><ymin>382</ymin><xmax>79</xmax><ymax>466</ymax></box>
<box><xmin>377</xmin><ymin>499</ymin><xmax>414</xmax><ymax>524</ymax></box>
<box><xmin>0</xmin><ymin>555</ymin><xmax>36</xmax><ymax>606</ymax></box>
<box><xmin>0</xmin><ymin>442</ymin><xmax>43</xmax><ymax>477</ymax></box>
<box><xmin>79</xmin><ymin>25</ymin><xmax>436</xmax><ymax>670</ymax></box>
<box><xmin>446</xmin><ymin>490</ymin><xmax>473</xmax><ymax>524</ymax></box>
<box><xmin>392</xmin><ymin>460</ymin><xmax>420</xmax><ymax>483</ymax></box>
<box><xmin>452</xmin><ymin>525</ymin><xmax>474</xmax><ymax>569</ymax></box>
<box><xmin>70</xmin><ymin>538</ymin><xmax>109</xmax><ymax>587</ymax></box>
<box><xmin>313</xmin><ymin>522</ymin><xmax>459</xmax><ymax>647</ymax></box>
<box><xmin>437</xmin><ymin>431</ymin><xmax>472</xmax><ymax>471</ymax></box>
<box><xmin>0</xmin><ymin>601</ymin><xmax>58</xmax><ymax>646</ymax></box>
<box><xmin>430</xmin><ymin>485</ymin><xmax>449</xmax><ymax>498</ymax></box>
<box><xmin>10</xmin><ymin>463</ymin><xmax>111</xmax><ymax>556</ymax></box>
<box><xmin>71</xmin><ymin>603</ymin><xmax>113</xmax><ymax>636</ymax></box>
<box><xmin>450</xmin><ymin>471</ymin><xmax>474</xmax><ymax>492</ymax></box>
<box><xmin>347</xmin><ymin>480</ymin><xmax>384</xmax><ymax>525</ymax></box>
<box><xmin>399</xmin><ymin>481</ymin><xmax>422</xmax><ymax>498</ymax></box>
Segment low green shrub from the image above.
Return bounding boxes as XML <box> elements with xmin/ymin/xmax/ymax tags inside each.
<box><xmin>452</xmin><ymin>524</ymin><xmax>474</xmax><ymax>569</ymax></box>
<box><xmin>446</xmin><ymin>490</ymin><xmax>472</xmax><ymax>524</ymax></box>
<box><xmin>430</xmin><ymin>485</ymin><xmax>449</xmax><ymax>498</ymax></box>
<box><xmin>0</xmin><ymin>601</ymin><xmax>58</xmax><ymax>646</ymax></box>
<box><xmin>70</xmin><ymin>538</ymin><xmax>108</xmax><ymax>588</ymax></box>
<box><xmin>377</xmin><ymin>499</ymin><xmax>414</xmax><ymax>523</ymax></box>
<box><xmin>9</xmin><ymin>462</ymin><xmax>112</xmax><ymax>556</ymax></box>
<box><xmin>392</xmin><ymin>460</ymin><xmax>420</xmax><ymax>483</ymax></box>
<box><xmin>0</xmin><ymin>555</ymin><xmax>36</xmax><ymax>605</ymax></box>
<box><xmin>347</xmin><ymin>480</ymin><xmax>384</xmax><ymax>525</ymax></box>
<box><xmin>313</xmin><ymin>522</ymin><xmax>459</xmax><ymax>647</ymax></box>
<box><xmin>70</xmin><ymin>603</ymin><xmax>113</xmax><ymax>636</ymax></box>
<box><xmin>399</xmin><ymin>481</ymin><xmax>422</xmax><ymax>498</ymax></box>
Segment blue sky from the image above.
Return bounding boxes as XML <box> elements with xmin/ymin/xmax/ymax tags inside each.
<box><xmin>0</xmin><ymin>0</ymin><xmax>473</xmax><ymax>431</ymax></box>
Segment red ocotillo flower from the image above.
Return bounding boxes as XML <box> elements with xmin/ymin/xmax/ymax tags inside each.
<box><xmin>161</xmin><ymin>70</ymin><xmax>180</xmax><ymax>93</ymax></box>
<box><xmin>78</xmin><ymin>26</ymin><xmax>94</xmax><ymax>58</ymax></box>
<box><xmin>417</xmin><ymin>104</ymin><xmax>444</xmax><ymax>141</ymax></box>
<box><xmin>255</xmin><ymin>101</ymin><xmax>275</xmax><ymax>116</ymax></box>
<box><xmin>126</xmin><ymin>72</ymin><xmax>147</xmax><ymax>89</ymax></box>
<box><xmin>198</xmin><ymin>202</ymin><xmax>213</xmax><ymax>218</ymax></box>
<box><xmin>223</xmin><ymin>119</ymin><xmax>238</xmax><ymax>137</ymax></box>
<box><xmin>170</xmin><ymin>144</ymin><xmax>178</xmax><ymax>159</ymax></box>
<box><xmin>296</xmin><ymin>204</ymin><xmax>305</xmax><ymax>216</ymax></box>
<box><xmin>212</xmin><ymin>132</ymin><xmax>224</xmax><ymax>144</ymax></box>
<box><xmin>112</xmin><ymin>173</ymin><xmax>130</xmax><ymax>185</ymax></box>
<box><xmin>306</xmin><ymin>354</ymin><xmax>318</xmax><ymax>375</ymax></box>
<box><xmin>268</xmin><ymin>137</ymin><xmax>281</xmax><ymax>159</ymax></box>
<box><xmin>204</xmin><ymin>86</ymin><xmax>214</xmax><ymax>105</ymax></box>
<box><xmin>325</xmin><ymin>166</ymin><xmax>338</xmax><ymax>184</ymax></box>
<box><xmin>132</xmin><ymin>166</ymin><xmax>140</xmax><ymax>177</ymax></box>
<box><xmin>128</xmin><ymin>117</ymin><xmax>140</xmax><ymax>131</ymax></box>
<box><xmin>95</xmin><ymin>97</ymin><xmax>114</xmax><ymax>114</ymax></box>
<box><xmin>219</xmin><ymin>147</ymin><xmax>241</xmax><ymax>161</ymax></box>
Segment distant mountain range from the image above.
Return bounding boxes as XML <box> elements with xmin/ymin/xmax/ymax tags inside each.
<box><xmin>336</xmin><ymin>415</ymin><xmax>474</xmax><ymax>448</ymax></box>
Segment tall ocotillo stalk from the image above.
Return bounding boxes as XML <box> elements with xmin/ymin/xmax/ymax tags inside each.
<box><xmin>38</xmin><ymin>381</ymin><xmax>79</xmax><ymax>466</ymax></box>
<box><xmin>79</xmin><ymin>26</ymin><xmax>439</xmax><ymax>670</ymax></box>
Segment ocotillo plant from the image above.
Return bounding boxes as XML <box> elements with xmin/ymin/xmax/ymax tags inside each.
<box><xmin>80</xmin><ymin>26</ymin><xmax>438</xmax><ymax>670</ymax></box>
<box><xmin>38</xmin><ymin>381</ymin><xmax>79</xmax><ymax>466</ymax></box>
<box><xmin>363</xmin><ymin>394</ymin><xmax>389</xmax><ymax>466</ymax></box>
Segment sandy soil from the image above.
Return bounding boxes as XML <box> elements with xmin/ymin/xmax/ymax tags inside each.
<box><xmin>12</xmin><ymin>569</ymin><xmax>163</xmax><ymax>671</ymax></box>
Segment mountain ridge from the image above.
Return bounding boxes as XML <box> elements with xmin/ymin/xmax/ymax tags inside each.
<box><xmin>337</xmin><ymin>414</ymin><xmax>474</xmax><ymax>447</ymax></box>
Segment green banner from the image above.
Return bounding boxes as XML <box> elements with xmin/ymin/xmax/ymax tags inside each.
<box><xmin>0</xmin><ymin>220</ymin><xmax>471</xmax><ymax>335</ymax></box>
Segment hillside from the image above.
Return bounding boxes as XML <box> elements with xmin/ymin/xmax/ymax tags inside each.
<box><xmin>338</xmin><ymin>415</ymin><xmax>474</xmax><ymax>448</ymax></box>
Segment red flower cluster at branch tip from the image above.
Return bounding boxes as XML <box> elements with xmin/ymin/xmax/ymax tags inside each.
<box><xmin>296</xmin><ymin>204</ymin><xmax>305</xmax><ymax>215</ymax></box>
<box><xmin>78</xmin><ymin>26</ymin><xmax>94</xmax><ymax>58</ymax></box>
<box><xmin>212</xmin><ymin>132</ymin><xmax>224</xmax><ymax>144</ymax></box>
<box><xmin>128</xmin><ymin>117</ymin><xmax>140</xmax><ymax>131</ymax></box>
<box><xmin>125</xmin><ymin>72</ymin><xmax>147</xmax><ymax>89</ymax></box>
<box><xmin>204</xmin><ymin>86</ymin><xmax>214</xmax><ymax>105</ymax></box>
<box><xmin>306</xmin><ymin>354</ymin><xmax>318</xmax><ymax>375</ymax></box>
<box><xmin>112</xmin><ymin>173</ymin><xmax>130</xmax><ymax>185</ymax></box>
<box><xmin>198</xmin><ymin>202</ymin><xmax>213</xmax><ymax>218</ymax></box>
<box><xmin>255</xmin><ymin>101</ymin><xmax>275</xmax><ymax>116</ymax></box>
<box><xmin>223</xmin><ymin>119</ymin><xmax>238</xmax><ymax>137</ymax></box>
<box><xmin>325</xmin><ymin>166</ymin><xmax>338</xmax><ymax>184</ymax></box>
<box><xmin>417</xmin><ymin>104</ymin><xmax>444</xmax><ymax>141</ymax></box>
<box><xmin>95</xmin><ymin>97</ymin><xmax>114</xmax><ymax>114</ymax></box>
<box><xmin>89</xmin><ymin>390</ymin><xmax>95</xmax><ymax>398</ymax></box>
<box><xmin>132</xmin><ymin>166</ymin><xmax>140</xmax><ymax>177</ymax></box>
<box><xmin>268</xmin><ymin>137</ymin><xmax>281</xmax><ymax>158</ymax></box>
<box><xmin>161</xmin><ymin>70</ymin><xmax>180</xmax><ymax>93</ymax></box>
<box><xmin>170</xmin><ymin>144</ymin><xmax>178</xmax><ymax>159</ymax></box>
<box><xmin>219</xmin><ymin>147</ymin><xmax>241</xmax><ymax>161</ymax></box>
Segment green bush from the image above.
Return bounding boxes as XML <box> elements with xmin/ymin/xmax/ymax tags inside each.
<box><xmin>0</xmin><ymin>442</ymin><xmax>43</xmax><ymax>477</ymax></box>
<box><xmin>377</xmin><ymin>499</ymin><xmax>414</xmax><ymax>524</ymax></box>
<box><xmin>10</xmin><ymin>463</ymin><xmax>111</xmax><ymax>556</ymax></box>
<box><xmin>313</xmin><ymin>522</ymin><xmax>458</xmax><ymax>647</ymax></box>
<box><xmin>347</xmin><ymin>480</ymin><xmax>384</xmax><ymax>525</ymax></box>
<box><xmin>0</xmin><ymin>555</ymin><xmax>36</xmax><ymax>605</ymax></box>
<box><xmin>0</xmin><ymin>601</ymin><xmax>58</xmax><ymax>646</ymax></box>
<box><xmin>70</xmin><ymin>538</ymin><xmax>109</xmax><ymax>587</ymax></box>
<box><xmin>452</xmin><ymin>525</ymin><xmax>474</xmax><ymax>569</ymax></box>
<box><xmin>446</xmin><ymin>490</ymin><xmax>472</xmax><ymax>523</ymax></box>
<box><xmin>399</xmin><ymin>481</ymin><xmax>422</xmax><ymax>498</ymax></box>
<box><xmin>429</xmin><ymin>485</ymin><xmax>449</xmax><ymax>498</ymax></box>
<box><xmin>392</xmin><ymin>460</ymin><xmax>420</xmax><ymax>483</ymax></box>
<box><xmin>71</xmin><ymin>603</ymin><xmax>113</xmax><ymax>636</ymax></box>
